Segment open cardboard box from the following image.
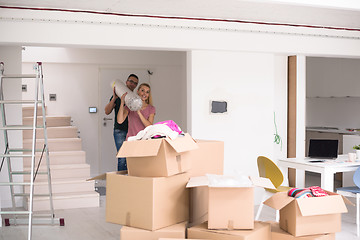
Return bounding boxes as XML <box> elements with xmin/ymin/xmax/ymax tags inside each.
<box><xmin>264</xmin><ymin>191</ymin><xmax>352</xmax><ymax>237</ymax></box>
<box><xmin>187</xmin><ymin>221</ymin><xmax>271</xmax><ymax>240</ymax></box>
<box><xmin>89</xmin><ymin>171</ymin><xmax>189</xmax><ymax>231</ymax></box>
<box><xmin>184</xmin><ymin>140</ymin><xmax>224</xmax><ymax>227</ymax></box>
<box><xmin>120</xmin><ymin>221</ymin><xmax>187</xmax><ymax>240</ymax></box>
<box><xmin>117</xmin><ymin>133</ymin><xmax>198</xmax><ymax>177</ymax></box>
<box><xmin>186</xmin><ymin>175</ymin><xmax>275</xmax><ymax>230</ymax></box>
<box><xmin>188</xmin><ymin>185</ymin><xmax>209</xmax><ymax>228</ymax></box>
<box><xmin>268</xmin><ymin>221</ymin><xmax>335</xmax><ymax>240</ymax></box>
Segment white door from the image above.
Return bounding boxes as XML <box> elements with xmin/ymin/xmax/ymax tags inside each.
<box><xmin>99</xmin><ymin>68</ymin><xmax>149</xmax><ymax>173</ymax></box>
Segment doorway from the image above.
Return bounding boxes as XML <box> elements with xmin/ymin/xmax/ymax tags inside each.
<box><xmin>98</xmin><ymin>68</ymin><xmax>149</xmax><ymax>173</ymax></box>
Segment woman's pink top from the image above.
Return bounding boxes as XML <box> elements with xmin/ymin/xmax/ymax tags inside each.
<box><xmin>126</xmin><ymin>104</ymin><xmax>156</xmax><ymax>139</ymax></box>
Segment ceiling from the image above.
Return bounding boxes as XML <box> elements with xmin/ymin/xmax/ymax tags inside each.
<box><xmin>0</xmin><ymin>0</ymin><xmax>360</xmax><ymax>30</ymax></box>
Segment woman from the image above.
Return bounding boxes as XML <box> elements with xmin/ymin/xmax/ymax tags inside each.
<box><xmin>117</xmin><ymin>83</ymin><xmax>156</xmax><ymax>139</ymax></box>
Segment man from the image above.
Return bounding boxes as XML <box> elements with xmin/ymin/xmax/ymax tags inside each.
<box><xmin>104</xmin><ymin>74</ymin><xmax>139</xmax><ymax>170</ymax></box>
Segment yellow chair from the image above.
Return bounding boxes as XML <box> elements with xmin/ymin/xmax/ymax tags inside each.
<box><xmin>255</xmin><ymin>156</ymin><xmax>292</xmax><ymax>221</ymax></box>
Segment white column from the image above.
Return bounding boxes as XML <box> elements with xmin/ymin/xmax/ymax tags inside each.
<box><xmin>296</xmin><ymin>55</ymin><xmax>306</xmax><ymax>159</ymax></box>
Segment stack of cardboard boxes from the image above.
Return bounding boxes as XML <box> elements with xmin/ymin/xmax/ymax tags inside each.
<box><xmin>91</xmin><ymin>132</ymin><xmax>351</xmax><ymax>240</ymax></box>
<box><xmin>91</xmin><ymin>133</ymin><xmax>225</xmax><ymax>239</ymax></box>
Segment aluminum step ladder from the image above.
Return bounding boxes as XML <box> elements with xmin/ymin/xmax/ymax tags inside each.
<box><xmin>0</xmin><ymin>62</ymin><xmax>64</xmax><ymax>240</ymax></box>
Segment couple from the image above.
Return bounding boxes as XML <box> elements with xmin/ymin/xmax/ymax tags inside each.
<box><xmin>104</xmin><ymin>74</ymin><xmax>156</xmax><ymax>171</ymax></box>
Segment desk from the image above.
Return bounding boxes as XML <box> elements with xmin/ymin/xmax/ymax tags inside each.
<box><xmin>278</xmin><ymin>155</ymin><xmax>360</xmax><ymax>191</ymax></box>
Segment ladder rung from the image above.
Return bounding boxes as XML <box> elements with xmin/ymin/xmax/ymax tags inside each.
<box><xmin>0</xmin><ymin>100</ymin><xmax>42</xmax><ymax>104</ymax></box>
<box><xmin>0</xmin><ymin>182</ymin><xmax>31</xmax><ymax>186</ymax></box>
<box><xmin>7</xmin><ymin>217</ymin><xmax>60</xmax><ymax>225</ymax></box>
<box><xmin>1</xmin><ymin>74</ymin><xmax>37</xmax><ymax>79</ymax></box>
<box><xmin>0</xmin><ymin>125</ymin><xmax>44</xmax><ymax>130</ymax></box>
<box><xmin>11</xmin><ymin>171</ymin><xmax>48</xmax><ymax>175</ymax></box>
<box><xmin>0</xmin><ymin>211</ymin><xmax>31</xmax><ymax>215</ymax></box>
<box><xmin>0</xmin><ymin>154</ymin><xmax>33</xmax><ymax>158</ymax></box>
<box><xmin>14</xmin><ymin>193</ymin><xmax>51</xmax><ymax>197</ymax></box>
<box><xmin>33</xmin><ymin>214</ymin><xmax>54</xmax><ymax>218</ymax></box>
<box><xmin>9</xmin><ymin>148</ymin><xmax>45</xmax><ymax>152</ymax></box>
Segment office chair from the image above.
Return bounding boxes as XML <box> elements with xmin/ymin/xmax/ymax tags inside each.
<box><xmin>255</xmin><ymin>156</ymin><xmax>292</xmax><ymax>221</ymax></box>
<box><xmin>336</xmin><ymin>166</ymin><xmax>360</xmax><ymax>236</ymax></box>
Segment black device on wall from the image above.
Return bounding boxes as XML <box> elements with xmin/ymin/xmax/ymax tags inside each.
<box><xmin>210</xmin><ymin>100</ymin><xmax>227</xmax><ymax>114</ymax></box>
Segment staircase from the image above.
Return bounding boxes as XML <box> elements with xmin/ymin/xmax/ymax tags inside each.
<box><xmin>22</xmin><ymin>106</ymin><xmax>99</xmax><ymax>211</ymax></box>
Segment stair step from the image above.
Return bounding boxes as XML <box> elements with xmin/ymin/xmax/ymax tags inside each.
<box><xmin>20</xmin><ymin>108</ymin><xmax>98</xmax><ymax>211</ymax></box>
<box><xmin>23</xmin><ymin>138</ymin><xmax>82</xmax><ymax>151</ymax></box>
<box><xmin>22</xmin><ymin>106</ymin><xmax>46</xmax><ymax>118</ymax></box>
<box><xmin>24</xmin><ymin>164</ymin><xmax>90</xmax><ymax>181</ymax></box>
<box><xmin>23</xmin><ymin>115</ymin><xmax>71</xmax><ymax>127</ymax></box>
<box><xmin>24</xmin><ymin>178</ymin><xmax>95</xmax><ymax>195</ymax></box>
<box><xmin>23</xmin><ymin>151</ymin><xmax>86</xmax><ymax>167</ymax></box>
<box><xmin>27</xmin><ymin>191</ymin><xmax>100</xmax><ymax>211</ymax></box>
<box><xmin>23</xmin><ymin>126</ymin><xmax>78</xmax><ymax>139</ymax></box>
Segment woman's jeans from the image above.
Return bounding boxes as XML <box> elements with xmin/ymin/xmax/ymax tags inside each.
<box><xmin>113</xmin><ymin>129</ymin><xmax>127</xmax><ymax>171</ymax></box>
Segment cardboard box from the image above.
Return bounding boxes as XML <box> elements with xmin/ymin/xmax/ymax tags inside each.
<box><xmin>90</xmin><ymin>171</ymin><xmax>189</xmax><ymax>231</ymax></box>
<box><xmin>269</xmin><ymin>221</ymin><xmax>335</xmax><ymax>240</ymax></box>
<box><xmin>187</xmin><ymin>221</ymin><xmax>271</xmax><ymax>240</ymax></box>
<box><xmin>185</xmin><ymin>139</ymin><xmax>224</xmax><ymax>227</ymax></box>
<box><xmin>117</xmin><ymin>133</ymin><xmax>198</xmax><ymax>177</ymax></box>
<box><xmin>187</xmin><ymin>140</ymin><xmax>224</xmax><ymax>177</ymax></box>
<box><xmin>264</xmin><ymin>191</ymin><xmax>351</xmax><ymax>237</ymax></box>
<box><xmin>186</xmin><ymin>175</ymin><xmax>275</xmax><ymax>230</ymax></box>
<box><xmin>120</xmin><ymin>222</ymin><xmax>187</xmax><ymax>240</ymax></box>
<box><xmin>189</xmin><ymin>185</ymin><xmax>209</xmax><ymax>227</ymax></box>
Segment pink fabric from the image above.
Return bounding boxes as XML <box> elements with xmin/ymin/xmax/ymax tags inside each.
<box><xmin>309</xmin><ymin>186</ymin><xmax>328</xmax><ymax>197</ymax></box>
<box><xmin>125</xmin><ymin>105</ymin><xmax>156</xmax><ymax>139</ymax></box>
<box><xmin>154</xmin><ymin>120</ymin><xmax>183</xmax><ymax>134</ymax></box>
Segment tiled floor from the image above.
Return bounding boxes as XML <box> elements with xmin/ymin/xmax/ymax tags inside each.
<box><xmin>1</xmin><ymin>175</ymin><xmax>359</xmax><ymax>240</ymax></box>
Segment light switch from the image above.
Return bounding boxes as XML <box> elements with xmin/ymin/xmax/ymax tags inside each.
<box><xmin>49</xmin><ymin>94</ymin><xmax>56</xmax><ymax>101</ymax></box>
<box><xmin>89</xmin><ymin>107</ymin><xmax>97</xmax><ymax>113</ymax></box>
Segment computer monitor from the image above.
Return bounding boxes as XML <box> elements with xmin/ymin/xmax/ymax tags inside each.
<box><xmin>308</xmin><ymin>139</ymin><xmax>339</xmax><ymax>159</ymax></box>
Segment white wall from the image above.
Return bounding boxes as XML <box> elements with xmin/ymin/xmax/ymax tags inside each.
<box><xmin>0</xmin><ymin>46</ymin><xmax>23</xmax><ymax>208</ymax></box>
<box><xmin>307</xmin><ymin>57</ymin><xmax>360</xmax><ymax>98</ymax></box>
<box><xmin>188</xmin><ymin>50</ymin><xmax>288</xmax><ymax>203</ymax></box>
<box><xmin>22</xmin><ymin>47</ymin><xmax>186</xmax><ymax>176</ymax></box>
<box><xmin>188</xmin><ymin>50</ymin><xmax>276</xmax><ymax>174</ymax></box>
<box><xmin>306</xmin><ymin>57</ymin><xmax>360</xmax><ymax>129</ymax></box>
<box><xmin>273</xmin><ymin>56</ymin><xmax>288</xmax><ymax>160</ymax></box>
